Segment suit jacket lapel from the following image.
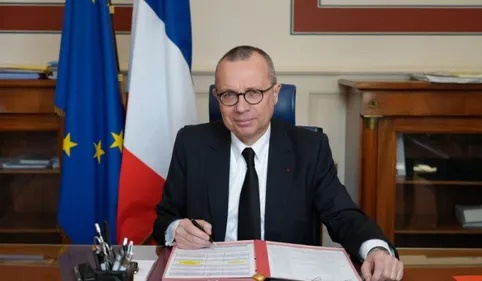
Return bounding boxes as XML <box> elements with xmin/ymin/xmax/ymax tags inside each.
<box><xmin>264</xmin><ymin>120</ymin><xmax>294</xmax><ymax>241</ymax></box>
<box><xmin>206</xmin><ymin>121</ymin><xmax>231</xmax><ymax>242</ymax></box>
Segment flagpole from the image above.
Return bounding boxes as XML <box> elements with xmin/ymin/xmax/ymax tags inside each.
<box><xmin>107</xmin><ymin>0</ymin><xmax>127</xmax><ymax>109</ymax></box>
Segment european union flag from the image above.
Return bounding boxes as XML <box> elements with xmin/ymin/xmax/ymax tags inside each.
<box><xmin>55</xmin><ymin>0</ymin><xmax>124</xmax><ymax>244</ymax></box>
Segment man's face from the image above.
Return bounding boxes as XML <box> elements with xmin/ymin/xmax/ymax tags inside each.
<box><xmin>214</xmin><ymin>53</ymin><xmax>280</xmax><ymax>144</ymax></box>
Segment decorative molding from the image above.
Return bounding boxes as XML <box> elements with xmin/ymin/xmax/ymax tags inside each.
<box><xmin>318</xmin><ymin>0</ymin><xmax>482</xmax><ymax>8</ymax></box>
<box><xmin>5</xmin><ymin>1</ymin><xmax>482</xmax><ymax>35</ymax></box>
<box><xmin>0</xmin><ymin>3</ymin><xmax>133</xmax><ymax>32</ymax></box>
<box><xmin>292</xmin><ymin>0</ymin><xmax>482</xmax><ymax>35</ymax></box>
<box><xmin>306</xmin><ymin>91</ymin><xmax>339</xmax><ymax>96</ymax></box>
<box><xmin>122</xmin><ymin>69</ymin><xmax>413</xmax><ymax>77</ymax></box>
<box><xmin>190</xmin><ymin>70</ymin><xmax>412</xmax><ymax>76</ymax></box>
<box><xmin>121</xmin><ymin>68</ymin><xmax>482</xmax><ymax>76</ymax></box>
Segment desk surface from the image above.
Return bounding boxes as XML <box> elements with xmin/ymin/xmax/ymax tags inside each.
<box><xmin>1</xmin><ymin>244</ymin><xmax>482</xmax><ymax>281</ymax></box>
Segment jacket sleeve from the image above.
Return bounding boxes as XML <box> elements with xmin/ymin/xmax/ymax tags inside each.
<box><xmin>312</xmin><ymin>133</ymin><xmax>398</xmax><ymax>261</ymax></box>
<box><xmin>152</xmin><ymin>127</ymin><xmax>188</xmax><ymax>245</ymax></box>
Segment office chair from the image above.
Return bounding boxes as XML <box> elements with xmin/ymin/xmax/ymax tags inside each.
<box><xmin>208</xmin><ymin>84</ymin><xmax>323</xmax><ymax>133</ymax></box>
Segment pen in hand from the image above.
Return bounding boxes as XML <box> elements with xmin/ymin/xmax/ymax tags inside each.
<box><xmin>190</xmin><ymin>218</ymin><xmax>217</xmax><ymax>246</ymax></box>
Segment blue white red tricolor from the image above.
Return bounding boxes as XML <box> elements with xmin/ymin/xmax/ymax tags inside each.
<box><xmin>116</xmin><ymin>0</ymin><xmax>198</xmax><ymax>244</ymax></box>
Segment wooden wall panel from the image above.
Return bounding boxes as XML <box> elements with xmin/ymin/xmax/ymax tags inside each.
<box><xmin>292</xmin><ymin>0</ymin><xmax>482</xmax><ymax>34</ymax></box>
<box><xmin>2</xmin><ymin>1</ymin><xmax>482</xmax><ymax>34</ymax></box>
<box><xmin>0</xmin><ymin>4</ymin><xmax>132</xmax><ymax>32</ymax></box>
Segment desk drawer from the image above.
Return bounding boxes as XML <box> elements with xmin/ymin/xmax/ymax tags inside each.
<box><xmin>0</xmin><ymin>88</ymin><xmax>55</xmax><ymax>114</ymax></box>
<box><xmin>361</xmin><ymin>91</ymin><xmax>482</xmax><ymax>116</ymax></box>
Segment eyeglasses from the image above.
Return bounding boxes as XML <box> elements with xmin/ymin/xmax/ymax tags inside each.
<box><xmin>216</xmin><ymin>83</ymin><xmax>275</xmax><ymax>106</ymax></box>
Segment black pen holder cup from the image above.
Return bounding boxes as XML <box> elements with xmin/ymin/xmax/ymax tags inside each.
<box><xmin>76</xmin><ymin>262</ymin><xmax>136</xmax><ymax>281</ymax></box>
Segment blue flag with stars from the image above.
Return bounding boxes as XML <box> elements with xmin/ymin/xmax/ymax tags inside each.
<box><xmin>55</xmin><ymin>0</ymin><xmax>124</xmax><ymax>244</ymax></box>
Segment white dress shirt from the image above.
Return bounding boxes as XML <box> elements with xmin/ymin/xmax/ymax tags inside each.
<box><xmin>165</xmin><ymin>124</ymin><xmax>391</xmax><ymax>259</ymax></box>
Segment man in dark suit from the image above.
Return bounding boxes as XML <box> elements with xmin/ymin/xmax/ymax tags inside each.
<box><xmin>153</xmin><ymin>45</ymin><xmax>404</xmax><ymax>281</ymax></box>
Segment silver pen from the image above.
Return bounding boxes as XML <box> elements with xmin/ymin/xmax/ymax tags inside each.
<box><xmin>119</xmin><ymin>251</ymin><xmax>133</xmax><ymax>271</ymax></box>
<box><xmin>112</xmin><ymin>252</ymin><xmax>123</xmax><ymax>271</ymax></box>
<box><xmin>73</xmin><ymin>265</ymin><xmax>82</xmax><ymax>281</ymax></box>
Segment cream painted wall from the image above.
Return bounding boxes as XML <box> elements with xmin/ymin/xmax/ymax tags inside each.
<box><xmin>3</xmin><ymin>0</ymin><xmax>482</xmax><ymax>71</ymax></box>
<box><xmin>189</xmin><ymin>0</ymin><xmax>482</xmax><ymax>72</ymax></box>
<box><xmin>1</xmin><ymin>0</ymin><xmax>482</xmax><ymax>245</ymax></box>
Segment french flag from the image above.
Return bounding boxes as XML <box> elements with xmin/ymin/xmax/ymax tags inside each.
<box><xmin>116</xmin><ymin>0</ymin><xmax>198</xmax><ymax>244</ymax></box>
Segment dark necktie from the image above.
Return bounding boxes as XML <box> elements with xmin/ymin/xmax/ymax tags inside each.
<box><xmin>237</xmin><ymin>147</ymin><xmax>261</xmax><ymax>240</ymax></box>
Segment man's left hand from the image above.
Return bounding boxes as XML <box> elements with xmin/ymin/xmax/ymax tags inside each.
<box><xmin>361</xmin><ymin>248</ymin><xmax>404</xmax><ymax>281</ymax></box>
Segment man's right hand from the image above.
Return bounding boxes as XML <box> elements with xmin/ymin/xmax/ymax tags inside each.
<box><xmin>174</xmin><ymin>219</ymin><xmax>213</xmax><ymax>249</ymax></box>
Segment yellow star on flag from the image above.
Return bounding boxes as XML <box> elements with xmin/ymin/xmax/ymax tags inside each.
<box><xmin>110</xmin><ymin>130</ymin><xmax>124</xmax><ymax>152</ymax></box>
<box><xmin>94</xmin><ymin>141</ymin><xmax>105</xmax><ymax>164</ymax></box>
<box><xmin>63</xmin><ymin>133</ymin><xmax>78</xmax><ymax>157</ymax></box>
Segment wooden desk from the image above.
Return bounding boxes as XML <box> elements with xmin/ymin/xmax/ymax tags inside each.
<box><xmin>1</xmin><ymin>244</ymin><xmax>482</xmax><ymax>281</ymax></box>
<box><xmin>0</xmin><ymin>244</ymin><xmax>65</xmax><ymax>281</ymax></box>
<box><xmin>398</xmin><ymin>248</ymin><xmax>482</xmax><ymax>281</ymax></box>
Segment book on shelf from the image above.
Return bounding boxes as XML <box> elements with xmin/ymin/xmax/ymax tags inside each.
<box><xmin>411</xmin><ymin>72</ymin><xmax>482</xmax><ymax>84</ymax></box>
<box><xmin>456</xmin><ymin>205</ymin><xmax>482</xmax><ymax>229</ymax></box>
<box><xmin>0</xmin><ymin>156</ymin><xmax>59</xmax><ymax>170</ymax></box>
<box><xmin>0</xmin><ymin>61</ymin><xmax>57</xmax><ymax>80</ymax></box>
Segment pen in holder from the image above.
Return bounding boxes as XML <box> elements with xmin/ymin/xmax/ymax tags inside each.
<box><xmin>75</xmin><ymin>261</ymin><xmax>137</xmax><ymax>281</ymax></box>
<box><xmin>74</xmin><ymin>222</ymin><xmax>138</xmax><ymax>281</ymax></box>
<box><xmin>75</xmin><ymin>243</ymin><xmax>138</xmax><ymax>281</ymax></box>
<box><xmin>94</xmin><ymin>261</ymin><xmax>136</xmax><ymax>281</ymax></box>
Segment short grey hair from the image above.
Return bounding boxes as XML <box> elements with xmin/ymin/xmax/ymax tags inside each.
<box><xmin>214</xmin><ymin>45</ymin><xmax>277</xmax><ymax>85</ymax></box>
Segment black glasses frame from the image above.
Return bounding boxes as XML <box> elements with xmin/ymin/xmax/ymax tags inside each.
<box><xmin>216</xmin><ymin>83</ymin><xmax>276</xmax><ymax>106</ymax></box>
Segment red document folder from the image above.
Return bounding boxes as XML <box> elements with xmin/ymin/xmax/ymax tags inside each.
<box><xmin>454</xmin><ymin>276</ymin><xmax>482</xmax><ymax>281</ymax></box>
<box><xmin>161</xmin><ymin>240</ymin><xmax>362</xmax><ymax>281</ymax></box>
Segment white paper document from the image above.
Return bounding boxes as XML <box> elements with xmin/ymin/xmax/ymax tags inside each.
<box><xmin>267</xmin><ymin>242</ymin><xmax>361</xmax><ymax>281</ymax></box>
<box><xmin>164</xmin><ymin>242</ymin><xmax>256</xmax><ymax>278</ymax></box>
<box><xmin>411</xmin><ymin>73</ymin><xmax>482</xmax><ymax>84</ymax></box>
<box><xmin>163</xmin><ymin>241</ymin><xmax>360</xmax><ymax>281</ymax></box>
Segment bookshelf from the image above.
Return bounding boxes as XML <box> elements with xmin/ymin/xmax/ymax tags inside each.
<box><xmin>0</xmin><ymin>79</ymin><xmax>66</xmax><ymax>244</ymax></box>
<box><xmin>340</xmin><ymin>79</ymin><xmax>482</xmax><ymax>253</ymax></box>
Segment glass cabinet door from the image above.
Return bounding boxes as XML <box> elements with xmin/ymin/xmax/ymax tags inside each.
<box><xmin>395</xmin><ymin>133</ymin><xmax>482</xmax><ymax>248</ymax></box>
<box><xmin>0</xmin><ymin>130</ymin><xmax>61</xmax><ymax>243</ymax></box>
